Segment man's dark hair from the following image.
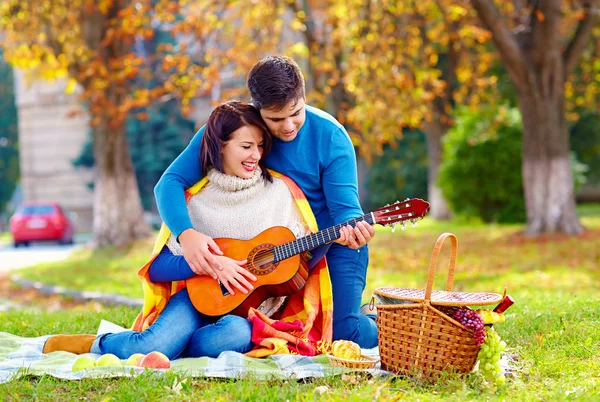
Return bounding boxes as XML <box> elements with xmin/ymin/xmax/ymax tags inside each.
<box><xmin>200</xmin><ymin>101</ymin><xmax>272</xmax><ymax>182</ymax></box>
<box><xmin>247</xmin><ymin>55</ymin><xmax>305</xmax><ymax>111</ymax></box>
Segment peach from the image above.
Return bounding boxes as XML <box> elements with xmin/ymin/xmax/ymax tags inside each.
<box><xmin>139</xmin><ymin>351</ymin><xmax>170</xmax><ymax>369</ymax></box>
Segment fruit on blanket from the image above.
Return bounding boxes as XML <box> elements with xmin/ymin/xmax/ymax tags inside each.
<box><xmin>139</xmin><ymin>351</ymin><xmax>171</xmax><ymax>369</ymax></box>
<box><xmin>72</xmin><ymin>355</ymin><xmax>97</xmax><ymax>372</ymax></box>
<box><xmin>331</xmin><ymin>340</ymin><xmax>361</xmax><ymax>360</ymax></box>
<box><xmin>125</xmin><ymin>353</ymin><xmax>145</xmax><ymax>367</ymax></box>
<box><xmin>476</xmin><ymin>309</ymin><xmax>506</xmax><ymax>325</ymax></box>
<box><xmin>97</xmin><ymin>353</ymin><xmax>122</xmax><ymax>367</ymax></box>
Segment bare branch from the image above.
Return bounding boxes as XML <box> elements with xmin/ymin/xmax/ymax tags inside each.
<box><xmin>564</xmin><ymin>1</ymin><xmax>599</xmax><ymax>75</ymax></box>
<box><xmin>470</xmin><ymin>0</ymin><xmax>528</xmax><ymax>87</ymax></box>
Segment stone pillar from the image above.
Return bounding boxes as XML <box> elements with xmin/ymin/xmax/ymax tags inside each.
<box><xmin>13</xmin><ymin>70</ymin><xmax>94</xmax><ymax>232</ymax></box>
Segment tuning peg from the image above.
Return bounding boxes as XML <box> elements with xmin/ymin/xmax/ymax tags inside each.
<box><xmin>412</xmin><ymin>220</ymin><xmax>417</xmax><ymax>228</ymax></box>
<box><xmin>391</xmin><ymin>223</ymin><xmax>396</xmax><ymax>233</ymax></box>
<box><xmin>401</xmin><ymin>222</ymin><xmax>406</xmax><ymax>230</ymax></box>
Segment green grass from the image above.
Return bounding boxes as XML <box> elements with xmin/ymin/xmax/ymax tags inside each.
<box><xmin>1</xmin><ymin>205</ymin><xmax>599</xmax><ymax>400</ymax></box>
<box><xmin>0</xmin><ymin>232</ymin><xmax>10</xmax><ymax>245</ymax></box>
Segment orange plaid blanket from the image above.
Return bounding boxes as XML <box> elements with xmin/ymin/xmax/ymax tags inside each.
<box><xmin>131</xmin><ymin>170</ymin><xmax>333</xmax><ymax>357</ymax></box>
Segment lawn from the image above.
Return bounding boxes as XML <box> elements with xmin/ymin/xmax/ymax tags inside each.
<box><xmin>0</xmin><ymin>232</ymin><xmax>10</xmax><ymax>245</ymax></box>
<box><xmin>1</xmin><ymin>206</ymin><xmax>599</xmax><ymax>401</ymax></box>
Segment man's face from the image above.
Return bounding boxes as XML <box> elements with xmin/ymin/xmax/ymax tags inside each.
<box><xmin>259</xmin><ymin>98</ymin><xmax>306</xmax><ymax>142</ymax></box>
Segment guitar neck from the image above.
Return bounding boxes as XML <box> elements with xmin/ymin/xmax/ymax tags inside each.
<box><xmin>272</xmin><ymin>213</ymin><xmax>375</xmax><ymax>262</ymax></box>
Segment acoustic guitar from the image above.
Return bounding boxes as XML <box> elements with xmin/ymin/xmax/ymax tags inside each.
<box><xmin>186</xmin><ymin>198</ymin><xmax>430</xmax><ymax>317</ymax></box>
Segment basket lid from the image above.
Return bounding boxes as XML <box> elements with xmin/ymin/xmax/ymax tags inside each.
<box><xmin>374</xmin><ymin>287</ymin><xmax>503</xmax><ymax>306</ymax></box>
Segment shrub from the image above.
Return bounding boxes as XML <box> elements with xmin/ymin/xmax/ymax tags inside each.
<box><xmin>364</xmin><ymin>129</ymin><xmax>428</xmax><ymax>211</ymax></box>
<box><xmin>438</xmin><ymin>106</ymin><xmax>526</xmax><ymax>223</ymax></box>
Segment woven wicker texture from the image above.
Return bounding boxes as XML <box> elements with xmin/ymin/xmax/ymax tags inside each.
<box><xmin>326</xmin><ymin>354</ymin><xmax>379</xmax><ymax>370</ymax></box>
<box><xmin>376</xmin><ymin>233</ymin><xmax>485</xmax><ymax>379</ymax></box>
<box><xmin>374</xmin><ymin>287</ymin><xmax>502</xmax><ymax>306</ymax></box>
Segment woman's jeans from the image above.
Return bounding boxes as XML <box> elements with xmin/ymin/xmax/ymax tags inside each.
<box><xmin>90</xmin><ymin>288</ymin><xmax>253</xmax><ymax>360</ymax></box>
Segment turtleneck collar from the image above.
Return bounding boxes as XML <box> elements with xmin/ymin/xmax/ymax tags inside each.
<box><xmin>206</xmin><ymin>166</ymin><xmax>263</xmax><ymax>192</ymax></box>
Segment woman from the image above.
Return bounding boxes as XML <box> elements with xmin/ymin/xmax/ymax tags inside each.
<box><xmin>43</xmin><ymin>101</ymin><xmax>331</xmax><ymax>360</ymax></box>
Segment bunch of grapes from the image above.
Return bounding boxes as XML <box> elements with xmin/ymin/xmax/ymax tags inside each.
<box><xmin>477</xmin><ymin>326</ymin><xmax>507</xmax><ymax>386</ymax></box>
<box><xmin>452</xmin><ymin>308</ymin><xmax>486</xmax><ymax>346</ymax></box>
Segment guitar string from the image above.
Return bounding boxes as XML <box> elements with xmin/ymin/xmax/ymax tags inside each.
<box><xmin>242</xmin><ymin>209</ymin><xmax>414</xmax><ymax>267</ymax></box>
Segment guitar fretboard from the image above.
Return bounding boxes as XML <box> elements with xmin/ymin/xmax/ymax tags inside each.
<box><xmin>272</xmin><ymin>213</ymin><xmax>374</xmax><ymax>262</ymax></box>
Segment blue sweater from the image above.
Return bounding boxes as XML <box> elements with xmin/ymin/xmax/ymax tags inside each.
<box><xmin>154</xmin><ymin>105</ymin><xmax>363</xmax><ymax>238</ymax></box>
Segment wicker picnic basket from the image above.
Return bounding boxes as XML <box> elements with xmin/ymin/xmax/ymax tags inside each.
<box><xmin>374</xmin><ymin>233</ymin><xmax>503</xmax><ymax>380</ymax></box>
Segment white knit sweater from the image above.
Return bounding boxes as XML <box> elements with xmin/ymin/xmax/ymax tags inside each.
<box><xmin>166</xmin><ymin>167</ymin><xmax>309</xmax><ymax>256</ymax></box>
<box><xmin>166</xmin><ymin>167</ymin><xmax>309</xmax><ymax>317</ymax></box>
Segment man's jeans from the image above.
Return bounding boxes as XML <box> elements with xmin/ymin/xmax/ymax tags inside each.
<box><xmin>90</xmin><ymin>288</ymin><xmax>253</xmax><ymax>359</ymax></box>
<box><xmin>327</xmin><ymin>243</ymin><xmax>378</xmax><ymax>348</ymax></box>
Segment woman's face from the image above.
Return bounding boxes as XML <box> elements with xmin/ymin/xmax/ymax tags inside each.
<box><xmin>221</xmin><ymin>124</ymin><xmax>265</xmax><ymax>179</ymax></box>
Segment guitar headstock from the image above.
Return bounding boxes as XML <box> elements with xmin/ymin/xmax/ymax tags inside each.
<box><xmin>372</xmin><ymin>198</ymin><xmax>430</xmax><ymax>232</ymax></box>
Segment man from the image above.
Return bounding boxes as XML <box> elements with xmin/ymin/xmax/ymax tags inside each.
<box><xmin>154</xmin><ymin>56</ymin><xmax>378</xmax><ymax>348</ymax></box>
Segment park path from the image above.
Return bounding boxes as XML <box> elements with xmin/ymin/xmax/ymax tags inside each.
<box><xmin>0</xmin><ymin>240</ymin><xmax>82</xmax><ymax>312</ymax></box>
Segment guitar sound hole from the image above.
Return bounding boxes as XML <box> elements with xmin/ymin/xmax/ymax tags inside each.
<box><xmin>247</xmin><ymin>245</ymin><xmax>277</xmax><ymax>276</ymax></box>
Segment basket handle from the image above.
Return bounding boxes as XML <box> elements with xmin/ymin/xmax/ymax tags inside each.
<box><xmin>424</xmin><ymin>232</ymin><xmax>458</xmax><ymax>301</ymax></box>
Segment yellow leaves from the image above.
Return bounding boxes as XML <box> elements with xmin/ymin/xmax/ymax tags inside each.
<box><xmin>429</xmin><ymin>53</ymin><xmax>438</xmax><ymax>66</ymax></box>
<box><xmin>290</xmin><ymin>19</ymin><xmax>306</xmax><ymax>32</ymax></box>
<box><xmin>288</xmin><ymin>42</ymin><xmax>309</xmax><ymax>58</ymax></box>
<box><xmin>98</xmin><ymin>0</ymin><xmax>113</xmax><ymax>15</ymax></box>
<box><xmin>565</xmin><ymin>82</ymin><xmax>574</xmax><ymax>99</ymax></box>
<box><xmin>448</xmin><ymin>5</ymin><xmax>468</xmax><ymax>21</ymax></box>
<box><xmin>65</xmin><ymin>78</ymin><xmax>78</xmax><ymax>95</ymax></box>
<box><xmin>456</xmin><ymin>65</ymin><xmax>472</xmax><ymax>83</ymax></box>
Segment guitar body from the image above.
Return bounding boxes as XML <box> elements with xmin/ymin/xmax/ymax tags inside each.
<box><xmin>185</xmin><ymin>198</ymin><xmax>431</xmax><ymax>317</ymax></box>
<box><xmin>186</xmin><ymin>226</ymin><xmax>307</xmax><ymax>317</ymax></box>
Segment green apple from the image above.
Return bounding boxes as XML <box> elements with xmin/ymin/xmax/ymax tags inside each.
<box><xmin>97</xmin><ymin>353</ymin><xmax>122</xmax><ymax>367</ymax></box>
<box><xmin>72</xmin><ymin>355</ymin><xmax>97</xmax><ymax>373</ymax></box>
<box><xmin>125</xmin><ymin>353</ymin><xmax>145</xmax><ymax>367</ymax></box>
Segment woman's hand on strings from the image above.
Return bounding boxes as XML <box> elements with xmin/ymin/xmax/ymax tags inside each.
<box><xmin>178</xmin><ymin>229</ymin><xmax>224</xmax><ymax>279</ymax></box>
<box><xmin>214</xmin><ymin>256</ymin><xmax>256</xmax><ymax>296</ymax></box>
<box><xmin>334</xmin><ymin>221</ymin><xmax>375</xmax><ymax>249</ymax></box>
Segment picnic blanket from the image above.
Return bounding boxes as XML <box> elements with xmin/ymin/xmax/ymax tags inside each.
<box><xmin>131</xmin><ymin>170</ymin><xmax>333</xmax><ymax>357</ymax></box>
<box><xmin>0</xmin><ymin>332</ymin><xmax>384</xmax><ymax>383</ymax></box>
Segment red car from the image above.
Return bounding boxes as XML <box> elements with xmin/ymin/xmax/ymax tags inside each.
<box><xmin>9</xmin><ymin>202</ymin><xmax>75</xmax><ymax>247</ymax></box>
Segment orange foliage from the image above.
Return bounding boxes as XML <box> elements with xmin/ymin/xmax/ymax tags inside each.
<box><xmin>0</xmin><ymin>0</ymin><xmax>596</xmax><ymax>152</ymax></box>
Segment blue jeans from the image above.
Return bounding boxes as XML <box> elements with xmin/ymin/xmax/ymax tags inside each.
<box><xmin>90</xmin><ymin>288</ymin><xmax>253</xmax><ymax>359</ymax></box>
<box><xmin>327</xmin><ymin>243</ymin><xmax>378</xmax><ymax>348</ymax></box>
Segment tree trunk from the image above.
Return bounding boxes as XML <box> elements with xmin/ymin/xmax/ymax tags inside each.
<box><xmin>91</xmin><ymin>122</ymin><xmax>152</xmax><ymax>247</ymax></box>
<box><xmin>469</xmin><ymin>0</ymin><xmax>593</xmax><ymax>236</ymax></box>
<box><xmin>423</xmin><ymin>119</ymin><xmax>452</xmax><ymax>220</ymax></box>
<box><xmin>518</xmin><ymin>81</ymin><xmax>583</xmax><ymax>236</ymax></box>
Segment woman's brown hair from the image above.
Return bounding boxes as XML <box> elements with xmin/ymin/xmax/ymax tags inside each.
<box><xmin>200</xmin><ymin>101</ymin><xmax>272</xmax><ymax>182</ymax></box>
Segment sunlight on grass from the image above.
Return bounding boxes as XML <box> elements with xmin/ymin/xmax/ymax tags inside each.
<box><xmin>3</xmin><ymin>204</ymin><xmax>599</xmax><ymax>400</ymax></box>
